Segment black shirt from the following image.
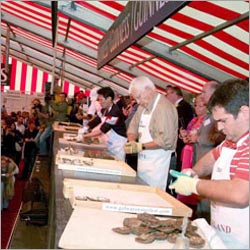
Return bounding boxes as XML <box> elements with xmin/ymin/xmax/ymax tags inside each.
<box><xmin>90</xmin><ymin>103</ymin><xmax>127</xmax><ymax>138</ymax></box>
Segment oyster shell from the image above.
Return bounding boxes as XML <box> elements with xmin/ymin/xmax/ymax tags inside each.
<box><xmin>135</xmin><ymin>233</ymin><xmax>155</xmax><ymax>244</ymax></box>
<box><xmin>112</xmin><ymin>226</ymin><xmax>131</xmax><ymax>235</ymax></box>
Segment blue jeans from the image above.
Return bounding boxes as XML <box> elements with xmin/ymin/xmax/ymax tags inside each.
<box><xmin>35</xmin><ymin>125</ymin><xmax>52</xmax><ymax>155</ymax></box>
<box><xmin>1</xmin><ymin>182</ymin><xmax>9</xmax><ymax>210</ymax></box>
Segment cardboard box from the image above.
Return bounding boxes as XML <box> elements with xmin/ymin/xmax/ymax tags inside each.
<box><xmin>63</xmin><ymin>179</ymin><xmax>192</xmax><ymax>217</ymax></box>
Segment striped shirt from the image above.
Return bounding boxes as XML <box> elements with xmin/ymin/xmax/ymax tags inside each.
<box><xmin>212</xmin><ymin>133</ymin><xmax>249</xmax><ymax>181</ymax></box>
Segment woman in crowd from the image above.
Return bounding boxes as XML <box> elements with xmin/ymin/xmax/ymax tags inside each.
<box><xmin>177</xmin><ymin>94</ymin><xmax>207</xmax><ymax>217</ymax></box>
<box><xmin>1</xmin><ymin>156</ymin><xmax>19</xmax><ymax>210</ymax></box>
<box><xmin>21</xmin><ymin>120</ymin><xmax>39</xmax><ymax>180</ymax></box>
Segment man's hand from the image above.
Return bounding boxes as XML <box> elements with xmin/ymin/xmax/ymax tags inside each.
<box><xmin>169</xmin><ymin>171</ymin><xmax>200</xmax><ymax>195</ymax></box>
<box><xmin>124</xmin><ymin>141</ymin><xmax>143</xmax><ymax>154</ymax></box>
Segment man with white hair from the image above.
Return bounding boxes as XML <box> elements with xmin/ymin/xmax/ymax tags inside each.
<box><xmin>124</xmin><ymin>76</ymin><xmax>178</xmax><ymax>190</ymax></box>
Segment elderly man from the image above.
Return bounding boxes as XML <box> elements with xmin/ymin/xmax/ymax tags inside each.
<box><xmin>124</xmin><ymin>76</ymin><xmax>178</xmax><ymax>190</ymax></box>
<box><xmin>169</xmin><ymin>79</ymin><xmax>249</xmax><ymax>249</ymax></box>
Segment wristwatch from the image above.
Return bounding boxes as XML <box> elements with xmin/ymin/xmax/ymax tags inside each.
<box><xmin>142</xmin><ymin>144</ymin><xmax>146</xmax><ymax>150</ymax></box>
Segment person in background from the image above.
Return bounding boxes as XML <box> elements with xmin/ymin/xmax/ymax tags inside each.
<box><xmin>2</xmin><ymin>122</ymin><xmax>23</xmax><ymax>165</ymax></box>
<box><xmin>21</xmin><ymin>120</ymin><xmax>39</xmax><ymax>180</ymax></box>
<box><xmin>122</xmin><ymin>95</ymin><xmax>139</xmax><ymax>171</ymax></box>
<box><xmin>1</xmin><ymin>156</ymin><xmax>19</xmax><ymax>210</ymax></box>
<box><xmin>69</xmin><ymin>111</ymin><xmax>84</xmax><ymax>125</ymax></box>
<box><xmin>82</xmin><ymin>87</ymin><xmax>127</xmax><ymax>161</ymax></box>
<box><xmin>21</xmin><ymin>111</ymin><xmax>30</xmax><ymax>128</ymax></box>
<box><xmin>179</xmin><ymin>94</ymin><xmax>207</xmax><ymax>168</ymax></box>
<box><xmin>187</xmin><ymin>81</ymin><xmax>225</xmax><ymax>221</ymax></box>
<box><xmin>87</xmin><ymin>87</ymin><xmax>101</xmax><ymax>117</ymax></box>
<box><xmin>177</xmin><ymin>94</ymin><xmax>208</xmax><ymax>218</ymax></box>
<box><xmin>1</xmin><ymin>105</ymin><xmax>7</xmax><ymax>113</ymax></box>
<box><xmin>191</xmin><ymin>81</ymin><xmax>225</xmax><ymax>162</ymax></box>
<box><xmin>32</xmin><ymin>98</ymin><xmax>52</xmax><ymax>156</ymax></box>
<box><xmin>49</xmin><ymin>92</ymin><xmax>69</xmax><ymax>122</ymax></box>
<box><xmin>124</xmin><ymin>76</ymin><xmax>178</xmax><ymax>191</ymax></box>
<box><xmin>15</xmin><ymin>115</ymin><xmax>26</xmax><ymax>135</ymax></box>
<box><xmin>165</xmin><ymin>85</ymin><xmax>194</xmax><ymax>196</ymax></box>
<box><xmin>169</xmin><ymin>79</ymin><xmax>249</xmax><ymax>249</ymax></box>
<box><xmin>166</xmin><ymin>86</ymin><xmax>194</xmax><ymax>171</ymax></box>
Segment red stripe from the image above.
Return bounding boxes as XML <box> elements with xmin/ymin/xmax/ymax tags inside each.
<box><xmin>213</xmin><ymin>30</ymin><xmax>248</xmax><ymax>54</ymax></box>
<box><xmin>20</xmin><ymin>63</ymin><xmax>27</xmax><ymax>94</ymax></box>
<box><xmin>116</xmin><ymin>54</ymin><xmax>137</xmax><ymax>65</ymax></box>
<box><xmin>71</xmin><ymin>19</ymin><xmax>104</xmax><ymax>36</ymax></box>
<box><xmin>158</xmin><ymin>22</ymin><xmax>193</xmax><ymax>40</ymax></box>
<box><xmin>85</xmin><ymin>89</ymin><xmax>90</xmax><ymax>97</ymax></box>
<box><xmin>189</xmin><ymin>2</ymin><xmax>242</xmax><ymax>20</ymax></box>
<box><xmin>160</xmin><ymin>14</ymin><xmax>248</xmax><ymax>54</ymax></box>
<box><xmin>148</xmin><ymin>32</ymin><xmax>176</xmax><ymax>47</ymax></box>
<box><xmin>138</xmin><ymin>65</ymin><xmax>201</xmax><ymax>92</ymax></box>
<box><xmin>9</xmin><ymin>58</ymin><xmax>17</xmax><ymax>90</ymax></box>
<box><xmin>24</xmin><ymin>1</ymin><xmax>52</xmax><ymax>13</ymax></box>
<box><xmin>156</xmin><ymin>57</ymin><xmax>206</xmax><ymax>84</ymax></box>
<box><xmin>75</xmin><ymin>1</ymin><xmax>117</xmax><ymax>20</ymax></box>
<box><xmin>181</xmin><ymin>47</ymin><xmax>247</xmax><ymax>79</ymax></box>
<box><xmin>63</xmin><ymin>81</ymin><xmax>69</xmax><ymax>95</ymax></box>
<box><xmin>42</xmin><ymin>73</ymin><xmax>49</xmax><ymax>93</ymax></box>
<box><xmin>31</xmin><ymin>67</ymin><xmax>38</xmax><ymax>94</ymax></box>
<box><xmin>196</xmin><ymin>40</ymin><xmax>248</xmax><ymax>70</ymax></box>
<box><xmin>1</xmin><ymin>54</ymin><xmax>6</xmax><ymax>64</ymax></box>
<box><xmin>237</xmin><ymin>19</ymin><xmax>249</xmax><ymax>32</ymax></box>
<box><xmin>100</xmin><ymin>1</ymin><xmax>125</xmax><ymax>12</ymax></box>
<box><xmin>171</xmin><ymin>13</ymin><xmax>213</xmax><ymax>32</ymax></box>
<box><xmin>1</xmin><ymin>4</ymin><xmax>51</xmax><ymax>30</ymax></box>
<box><xmin>12</xmin><ymin>2</ymin><xmax>51</xmax><ymax>21</ymax></box>
<box><xmin>149</xmin><ymin>30</ymin><xmax>248</xmax><ymax>78</ymax></box>
<box><xmin>74</xmin><ymin>85</ymin><xmax>80</xmax><ymax>95</ymax></box>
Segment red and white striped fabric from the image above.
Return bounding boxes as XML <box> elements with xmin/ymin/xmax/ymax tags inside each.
<box><xmin>8</xmin><ymin>58</ymin><xmax>84</xmax><ymax>97</ymax></box>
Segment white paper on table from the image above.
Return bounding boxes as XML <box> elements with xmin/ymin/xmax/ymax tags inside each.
<box><xmin>193</xmin><ymin>218</ymin><xmax>227</xmax><ymax>249</ymax></box>
<box><xmin>59</xmin><ymin>207</ymin><xmax>210</xmax><ymax>249</ymax></box>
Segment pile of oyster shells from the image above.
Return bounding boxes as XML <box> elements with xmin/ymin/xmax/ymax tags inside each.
<box><xmin>112</xmin><ymin>213</ymin><xmax>205</xmax><ymax>248</ymax></box>
<box><xmin>83</xmin><ymin>137</ymin><xmax>100</xmax><ymax>145</ymax></box>
<box><xmin>84</xmin><ymin>150</ymin><xmax>114</xmax><ymax>160</ymax></box>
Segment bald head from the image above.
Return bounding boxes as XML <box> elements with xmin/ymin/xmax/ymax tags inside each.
<box><xmin>201</xmin><ymin>80</ymin><xmax>219</xmax><ymax>104</ymax></box>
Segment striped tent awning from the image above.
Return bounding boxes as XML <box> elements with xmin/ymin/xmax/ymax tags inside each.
<box><xmin>7</xmin><ymin>57</ymin><xmax>84</xmax><ymax>97</ymax></box>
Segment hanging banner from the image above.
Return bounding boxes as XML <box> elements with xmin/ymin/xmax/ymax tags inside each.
<box><xmin>1</xmin><ymin>63</ymin><xmax>11</xmax><ymax>86</ymax></box>
<box><xmin>97</xmin><ymin>1</ymin><xmax>188</xmax><ymax>69</ymax></box>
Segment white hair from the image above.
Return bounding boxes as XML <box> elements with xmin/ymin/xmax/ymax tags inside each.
<box><xmin>89</xmin><ymin>87</ymin><xmax>101</xmax><ymax>101</ymax></box>
<box><xmin>129</xmin><ymin>76</ymin><xmax>156</xmax><ymax>94</ymax></box>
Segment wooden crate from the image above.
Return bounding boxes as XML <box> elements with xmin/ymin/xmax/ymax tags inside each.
<box><xmin>56</xmin><ymin>153</ymin><xmax>136</xmax><ymax>177</ymax></box>
<box><xmin>63</xmin><ymin>179</ymin><xmax>192</xmax><ymax>217</ymax></box>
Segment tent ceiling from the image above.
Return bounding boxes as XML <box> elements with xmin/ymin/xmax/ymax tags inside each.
<box><xmin>1</xmin><ymin>1</ymin><xmax>249</xmax><ymax>95</ymax></box>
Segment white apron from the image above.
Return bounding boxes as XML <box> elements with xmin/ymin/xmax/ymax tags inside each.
<box><xmin>138</xmin><ymin>94</ymin><xmax>172</xmax><ymax>191</ymax></box>
<box><xmin>211</xmin><ymin>139</ymin><xmax>249</xmax><ymax>248</ymax></box>
<box><xmin>92</xmin><ymin>112</ymin><xmax>126</xmax><ymax>161</ymax></box>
